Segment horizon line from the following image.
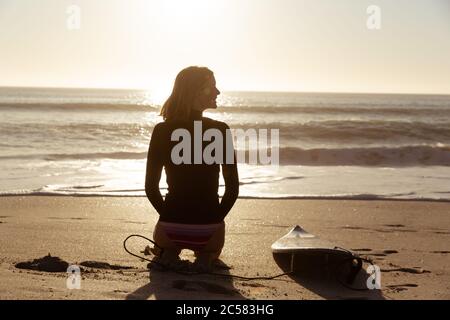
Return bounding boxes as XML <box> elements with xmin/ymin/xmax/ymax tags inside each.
<box><xmin>1</xmin><ymin>85</ymin><xmax>450</xmax><ymax>97</ymax></box>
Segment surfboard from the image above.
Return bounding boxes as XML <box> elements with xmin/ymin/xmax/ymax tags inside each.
<box><xmin>272</xmin><ymin>225</ymin><xmax>351</xmax><ymax>256</ymax></box>
<box><xmin>272</xmin><ymin>226</ymin><xmax>362</xmax><ymax>283</ymax></box>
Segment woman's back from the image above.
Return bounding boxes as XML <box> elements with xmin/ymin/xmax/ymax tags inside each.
<box><xmin>147</xmin><ymin>113</ymin><xmax>236</xmax><ymax>224</ymax></box>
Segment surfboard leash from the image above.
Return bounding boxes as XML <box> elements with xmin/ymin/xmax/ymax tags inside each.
<box><xmin>123</xmin><ymin>234</ymin><xmax>294</xmax><ymax>281</ymax></box>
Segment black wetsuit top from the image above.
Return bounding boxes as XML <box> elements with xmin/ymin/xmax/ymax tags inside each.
<box><xmin>145</xmin><ymin>111</ymin><xmax>239</xmax><ymax>224</ymax></box>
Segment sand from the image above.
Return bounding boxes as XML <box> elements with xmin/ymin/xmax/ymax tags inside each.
<box><xmin>0</xmin><ymin>196</ymin><xmax>449</xmax><ymax>300</ymax></box>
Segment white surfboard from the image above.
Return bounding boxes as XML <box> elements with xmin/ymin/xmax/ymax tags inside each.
<box><xmin>271</xmin><ymin>225</ymin><xmax>353</xmax><ymax>257</ymax></box>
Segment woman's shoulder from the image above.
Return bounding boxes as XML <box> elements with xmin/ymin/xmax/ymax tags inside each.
<box><xmin>202</xmin><ymin>117</ymin><xmax>230</xmax><ymax>131</ymax></box>
<box><xmin>154</xmin><ymin>120</ymin><xmax>183</xmax><ymax>130</ymax></box>
<box><xmin>151</xmin><ymin>121</ymin><xmax>172</xmax><ymax>138</ymax></box>
<box><xmin>152</xmin><ymin>121</ymin><xmax>165</xmax><ymax>131</ymax></box>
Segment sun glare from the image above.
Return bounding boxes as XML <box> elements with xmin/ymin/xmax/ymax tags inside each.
<box><xmin>145</xmin><ymin>87</ymin><xmax>171</xmax><ymax>106</ymax></box>
<box><xmin>160</xmin><ymin>0</ymin><xmax>212</xmax><ymax>16</ymax></box>
<box><xmin>148</xmin><ymin>0</ymin><xmax>226</xmax><ymax>32</ymax></box>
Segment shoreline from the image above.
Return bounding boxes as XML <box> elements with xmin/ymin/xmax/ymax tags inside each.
<box><xmin>1</xmin><ymin>194</ymin><xmax>449</xmax><ymax>203</ymax></box>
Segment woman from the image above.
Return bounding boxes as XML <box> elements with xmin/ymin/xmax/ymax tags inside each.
<box><xmin>145</xmin><ymin>66</ymin><xmax>239</xmax><ymax>270</ymax></box>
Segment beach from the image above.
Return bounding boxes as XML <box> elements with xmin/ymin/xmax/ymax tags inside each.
<box><xmin>2</xmin><ymin>0</ymin><xmax>450</xmax><ymax>304</ymax></box>
<box><xmin>0</xmin><ymin>196</ymin><xmax>449</xmax><ymax>300</ymax></box>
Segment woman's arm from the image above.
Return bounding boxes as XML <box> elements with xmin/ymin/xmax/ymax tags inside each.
<box><xmin>219</xmin><ymin>161</ymin><xmax>239</xmax><ymax>220</ymax></box>
<box><xmin>145</xmin><ymin>124</ymin><xmax>166</xmax><ymax>216</ymax></box>
<box><xmin>219</xmin><ymin>126</ymin><xmax>239</xmax><ymax>220</ymax></box>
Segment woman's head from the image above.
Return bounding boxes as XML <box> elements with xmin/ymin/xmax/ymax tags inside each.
<box><xmin>160</xmin><ymin>66</ymin><xmax>220</xmax><ymax>121</ymax></box>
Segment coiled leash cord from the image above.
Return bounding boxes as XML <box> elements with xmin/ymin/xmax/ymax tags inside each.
<box><xmin>123</xmin><ymin>234</ymin><xmax>376</xmax><ymax>290</ymax></box>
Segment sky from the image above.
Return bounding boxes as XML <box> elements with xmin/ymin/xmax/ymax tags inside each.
<box><xmin>0</xmin><ymin>0</ymin><xmax>450</xmax><ymax>94</ymax></box>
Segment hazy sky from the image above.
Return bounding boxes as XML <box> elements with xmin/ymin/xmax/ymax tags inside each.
<box><xmin>1</xmin><ymin>0</ymin><xmax>450</xmax><ymax>94</ymax></box>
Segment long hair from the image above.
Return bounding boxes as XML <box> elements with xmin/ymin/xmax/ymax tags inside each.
<box><xmin>160</xmin><ymin>66</ymin><xmax>214</xmax><ymax>121</ymax></box>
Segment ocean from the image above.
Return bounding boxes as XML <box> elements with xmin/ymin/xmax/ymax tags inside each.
<box><xmin>1</xmin><ymin>87</ymin><xmax>449</xmax><ymax>201</ymax></box>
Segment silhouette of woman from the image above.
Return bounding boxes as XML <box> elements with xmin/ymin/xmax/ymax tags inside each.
<box><xmin>145</xmin><ymin>66</ymin><xmax>239</xmax><ymax>270</ymax></box>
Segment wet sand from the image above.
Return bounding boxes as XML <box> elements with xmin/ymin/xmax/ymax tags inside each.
<box><xmin>0</xmin><ymin>196</ymin><xmax>449</xmax><ymax>300</ymax></box>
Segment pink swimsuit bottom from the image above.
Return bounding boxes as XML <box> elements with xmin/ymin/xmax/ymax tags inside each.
<box><xmin>159</xmin><ymin>221</ymin><xmax>223</xmax><ymax>251</ymax></box>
